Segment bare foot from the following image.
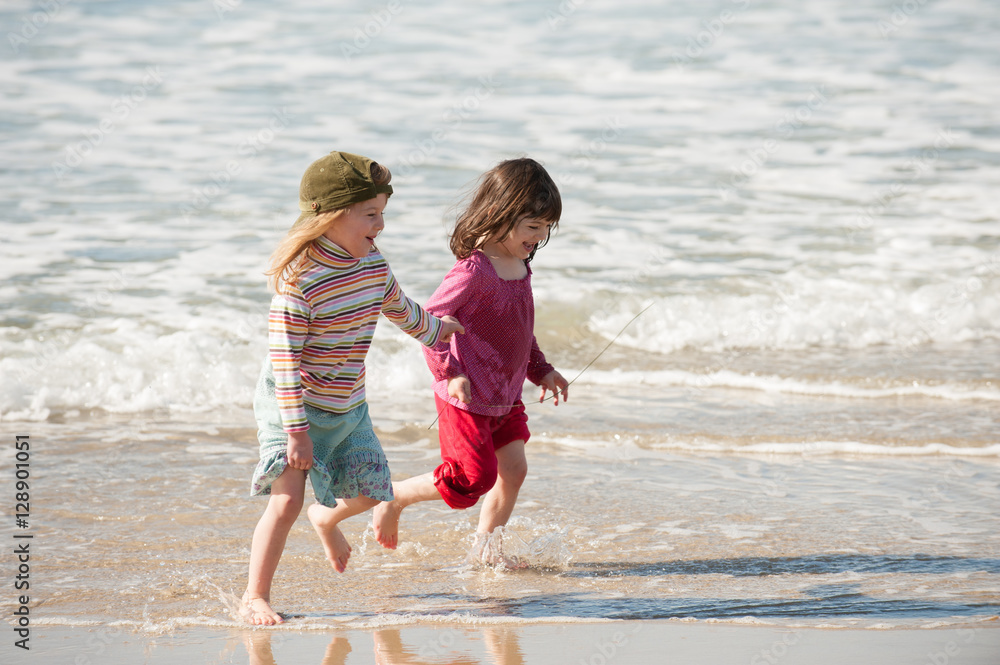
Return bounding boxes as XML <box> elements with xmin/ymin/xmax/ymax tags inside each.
<box><xmin>323</xmin><ymin>635</ymin><xmax>352</xmax><ymax>664</ymax></box>
<box><xmin>470</xmin><ymin>531</ymin><xmax>529</xmax><ymax>570</ymax></box>
<box><xmin>307</xmin><ymin>503</ymin><xmax>352</xmax><ymax>573</ymax></box>
<box><xmin>372</xmin><ymin>500</ymin><xmax>402</xmax><ymax>550</ymax></box>
<box><xmin>242</xmin><ymin>630</ymin><xmax>276</xmax><ymax>665</ymax></box>
<box><xmin>494</xmin><ymin>554</ymin><xmax>530</xmax><ymax>570</ymax></box>
<box><xmin>373</xmin><ymin>629</ymin><xmax>405</xmax><ymax>665</ymax></box>
<box><xmin>241</xmin><ymin>591</ymin><xmax>284</xmax><ymax>625</ymax></box>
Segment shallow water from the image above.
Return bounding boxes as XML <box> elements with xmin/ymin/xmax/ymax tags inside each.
<box><xmin>1</xmin><ymin>0</ymin><xmax>999</xmax><ymax>636</ymax></box>
<box><xmin>2</xmin><ymin>419</ymin><xmax>997</xmax><ymax>632</ymax></box>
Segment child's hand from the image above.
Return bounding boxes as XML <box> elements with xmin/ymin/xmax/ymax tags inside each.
<box><xmin>438</xmin><ymin>315</ymin><xmax>465</xmax><ymax>343</ymax></box>
<box><xmin>286</xmin><ymin>430</ymin><xmax>313</xmax><ymax>471</ymax></box>
<box><xmin>539</xmin><ymin>370</ymin><xmax>569</xmax><ymax>405</ymax></box>
<box><xmin>448</xmin><ymin>375</ymin><xmax>472</xmax><ymax>404</ymax></box>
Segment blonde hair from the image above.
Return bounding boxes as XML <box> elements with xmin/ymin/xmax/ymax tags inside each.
<box><xmin>265</xmin><ymin>209</ymin><xmax>348</xmax><ymax>293</ymax></box>
<box><xmin>266</xmin><ymin>161</ymin><xmax>392</xmax><ymax>293</ymax></box>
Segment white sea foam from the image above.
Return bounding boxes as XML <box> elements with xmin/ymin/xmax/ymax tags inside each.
<box><xmin>34</xmin><ymin>612</ymin><xmax>994</xmax><ymax>632</ymax></box>
<box><xmin>579</xmin><ymin>368</ymin><xmax>1000</xmax><ymax>402</ymax></box>
<box><xmin>581</xmin><ymin>271</ymin><xmax>1000</xmax><ymax>354</ymax></box>
<box><xmin>544</xmin><ymin>435</ymin><xmax>1000</xmax><ymax>458</ymax></box>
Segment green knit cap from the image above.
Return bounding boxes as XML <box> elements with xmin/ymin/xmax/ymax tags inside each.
<box><xmin>292</xmin><ymin>151</ymin><xmax>392</xmax><ymax>228</ymax></box>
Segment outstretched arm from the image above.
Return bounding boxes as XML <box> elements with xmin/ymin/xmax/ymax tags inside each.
<box><xmin>438</xmin><ymin>315</ymin><xmax>465</xmax><ymax>344</ymax></box>
<box><xmin>381</xmin><ymin>267</ymin><xmax>447</xmax><ymax>346</ymax></box>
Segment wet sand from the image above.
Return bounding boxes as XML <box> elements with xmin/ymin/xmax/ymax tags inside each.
<box><xmin>15</xmin><ymin>620</ymin><xmax>1000</xmax><ymax>664</ymax></box>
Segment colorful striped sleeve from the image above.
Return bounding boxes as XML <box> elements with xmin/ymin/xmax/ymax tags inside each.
<box><xmin>381</xmin><ymin>263</ymin><xmax>444</xmax><ymax>348</ymax></box>
<box><xmin>268</xmin><ymin>287</ymin><xmax>311</xmax><ymax>432</ymax></box>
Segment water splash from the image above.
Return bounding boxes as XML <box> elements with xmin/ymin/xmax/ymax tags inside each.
<box><xmin>466</xmin><ymin>521</ymin><xmax>573</xmax><ymax>571</ymax></box>
<box><xmin>217</xmin><ymin>588</ymin><xmax>245</xmax><ymax>624</ymax></box>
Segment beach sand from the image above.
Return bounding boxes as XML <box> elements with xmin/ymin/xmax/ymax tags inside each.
<box><xmin>14</xmin><ymin>621</ymin><xmax>1000</xmax><ymax>664</ymax></box>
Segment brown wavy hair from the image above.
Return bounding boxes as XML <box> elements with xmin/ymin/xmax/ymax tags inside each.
<box><xmin>449</xmin><ymin>157</ymin><xmax>561</xmax><ymax>262</ymax></box>
<box><xmin>266</xmin><ymin>161</ymin><xmax>392</xmax><ymax>293</ymax></box>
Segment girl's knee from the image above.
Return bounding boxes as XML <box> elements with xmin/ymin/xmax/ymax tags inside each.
<box><xmin>500</xmin><ymin>454</ymin><xmax>527</xmax><ymax>487</ymax></box>
<box><xmin>267</xmin><ymin>492</ymin><xmax>304</xmax><ymax>521</ymax></box>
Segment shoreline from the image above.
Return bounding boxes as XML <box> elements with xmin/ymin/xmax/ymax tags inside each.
<box><xmin>16</xmin><ymin>620</ymin><xmax>1000</xmax><ymax>664</ymax></box>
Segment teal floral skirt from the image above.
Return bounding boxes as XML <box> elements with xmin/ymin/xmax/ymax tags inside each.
<box><xmin>250</xmin><ymin>359</ymin><xmax>393</xmax><ymax>507</ymax></box>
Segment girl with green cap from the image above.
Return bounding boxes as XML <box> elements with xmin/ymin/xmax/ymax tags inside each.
<box><xmin>242</xmin><ymin>151</ymin><xmax>464</xmax><ymax>625</ymax></box>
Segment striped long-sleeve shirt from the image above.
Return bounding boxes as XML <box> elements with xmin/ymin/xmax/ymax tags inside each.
<box><xmin>269</xmin><ymin>235</ymin><xmax>444</xmax><ymax>432</ymax></box>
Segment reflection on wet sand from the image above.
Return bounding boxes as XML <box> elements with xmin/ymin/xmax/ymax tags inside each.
<box><xmin>241</xmin><ymin>627</ymin><xmax>524</xmax><ymax>665</ymax></box>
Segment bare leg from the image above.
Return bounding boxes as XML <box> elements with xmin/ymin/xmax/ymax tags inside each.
<box><xmin>322</xmin><ymin>634</ymin><xmax>353</xmax><ymax>665</ymax></box>
<box><xmin>242</xmin><ymin>630</ymin><xmax>276</xmax><ymax>665</ymax></box>
<box><xmin>470</xmin><ymin>441</ymin><xmax>528</xmax><ymax>567</ymax></box>
<box><xmin>483</xmin><ymin>627</ymin><xmax>525</xmax><ymax>665</ymax></box>
<box><xmin>477</xmin><ymin>441</ymin><xmax>527</xmax><ymax>535</ymax></box>
<box><xmin>307</xmin><ymin>495</ymin><xmax>379</xmax><ymax>573</ymax></box>
<box><xmin>373</xmin><ymin>629</ymin><xmax>405</xmax><ymax>665</ymax></box>
<box><xmin>372</xmin><ymin>473</ymin><xmax>442</xmax><ymax>550</ymax></box>
<box><xmin>242</xmin><ymin>466</ymin><xmax>306</xmax><ymax>625</ymax></box>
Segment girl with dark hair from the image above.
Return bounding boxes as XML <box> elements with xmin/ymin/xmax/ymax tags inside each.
<box><xmin>373</xmin><ymin>157</ymin><xmax>569</xmax><ymax>563</ymax></box>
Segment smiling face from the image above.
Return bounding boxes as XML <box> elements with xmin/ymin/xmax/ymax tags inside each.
<box><xmin>322</xmin><ymin>193</ymin><xmax>388</xmax><ymax>258</ymax></box>
<box><xmin>494</xmin><ymin>216</ymin><xmax>556</xmax><ymax>261</ymax></box>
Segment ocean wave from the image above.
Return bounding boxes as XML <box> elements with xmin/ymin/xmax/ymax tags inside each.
<box><xmin>2</xmin><ymin>330</ymin><xmax>996</xmax><ymax>423</ymax></box>
<box><xmin>657</xmin><ymin>440</ymin><xmax>1000</xmax><ymax>457</ymax></box>
<box><xmin>0</xmin><ymin>324</ymin><xmax>264</xmax><ymax>421</ymax></box>
<box><xmin>32</xmin><ymin>612</ymin><xmax>998</xmax><ymax>632</ymax></box>
<box><xmin>546</xmin><ymin>435</ymin><xmax>1000</xmax><ymax>458</ymax></box>
<box><xmin>583</xmin><ymin>273</ymin><xmax>1000</xmax><ymax>354</ymax></box>
<box><xmin>579</xmin><ymin>368</ymin><xmax>1000</xmax><ymax>401</ymax></box>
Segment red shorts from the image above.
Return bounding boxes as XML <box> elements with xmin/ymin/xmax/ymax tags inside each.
<box><xmin>432</xmin><ymin>396</ymin><xmax>530</xmax><ymax>509</ymax></box>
